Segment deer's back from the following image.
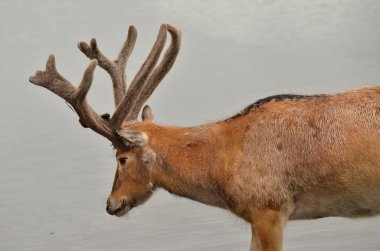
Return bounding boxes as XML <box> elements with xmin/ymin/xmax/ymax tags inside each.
<box><xmin>228</xmin><ymin>86</ymin><xmax>380</xmax><ymax>217</ymax></box>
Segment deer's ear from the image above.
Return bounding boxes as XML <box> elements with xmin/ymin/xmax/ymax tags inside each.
<box><xmin>117</xmin><ymin>129</ymin><xmax>148</xmax><ymax>148</ymax></box>
<box><xmin>142</xmin><ymin>105</ymin><xmax>154</xmax><ymax>122</ymax></box>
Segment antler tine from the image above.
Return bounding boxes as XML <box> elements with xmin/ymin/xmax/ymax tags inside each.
<box><xmin>127</xmin><ymin>24</ymin><xmax>181</xmax><ymax>120</ymax></box>
<box><xmin>74</xmin><ymin>59</ymin><xmax>98</xmax><ymax>101</ymax></box>
<box><xmin>117</xmin><ymin>26</ymin><xmax>138</xmax><ymax>70</ymax></box>
<box><xmin>126</xmin><ymin>25</ymin><xmax>167</xmax><ymax>97</ymax></box>
<box><xmin>29</xmin><ymin>55</ymin><xmax>76</xmax><ymax>99</ymax></box>
<box><xmin>77</xmin><ymin>26</ymin><xmax>137</xmax><ymax>107</ymax></box>
<box><xmin>77</xmin><ymin>39</ymin><xmax>113</xmax><ymax>72</ymax></box>
<box><xmin>29</xmin><ymin>55</ymin><xmax>126</xmax><ymax>149</ymax></box>
<box><xmin>109</xmin><ymin>24</ymin><xmax>168</xmax><ymax>130</ymax></box>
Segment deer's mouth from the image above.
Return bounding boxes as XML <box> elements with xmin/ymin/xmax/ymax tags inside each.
<box><xmin>107</xmin><ymin>199</ymin><xmax>134</xmax><ymax>217</ymax></box>
<box><xmin>114</xmin><ymin>204</ymin><xmax>131</xmax><ymax>217</ymax></box>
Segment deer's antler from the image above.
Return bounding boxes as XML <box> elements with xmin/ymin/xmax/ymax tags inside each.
<box><xmin>77</xmin><ymin>26</ymin><xmax>137</xmax><ymax>108</ymax></box>
<box><xmin>29</xmin><ymin>24</ymin><xmax>181</xmax><ymax>149</ymax></box>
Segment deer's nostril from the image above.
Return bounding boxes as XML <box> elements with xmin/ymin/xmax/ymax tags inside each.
<box><xmin>106</xmin><ymin>204</ymin><xmax>115</xmax><ymax>215</ymax></box>
<box><xmin>106</xmin><ymin>198</ymin><xmax>112</xmax><ymax>214</ymax></box>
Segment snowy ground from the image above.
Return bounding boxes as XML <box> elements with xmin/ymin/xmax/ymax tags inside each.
<box><xmin>1</xmin><ymin>0</ymin><xmax>380</xmax><ymax>250</ymax></box>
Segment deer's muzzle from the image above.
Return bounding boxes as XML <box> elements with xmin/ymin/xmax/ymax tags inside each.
<box><xmin>106</xmin><ymin>198</ymin><xmax>131</xmax><ymax>217</ymax></box>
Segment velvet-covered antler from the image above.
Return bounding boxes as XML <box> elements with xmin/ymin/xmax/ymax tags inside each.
<box><xmin>29</xmin><ymin>24</ymin><xmax>181</xmax><ymax>149</ymax></box>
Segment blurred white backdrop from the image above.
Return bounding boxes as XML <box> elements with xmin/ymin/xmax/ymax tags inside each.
<box><xmin>1</xmin><ymin>1</ymin><xmax>380</xmax><ymax>250</ymax></box>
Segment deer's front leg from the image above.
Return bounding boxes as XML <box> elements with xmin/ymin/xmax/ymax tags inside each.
<box><xmin>249</xmin><ymin>207</ymin><xmax>290</xmax><ymax>251</ymax></box>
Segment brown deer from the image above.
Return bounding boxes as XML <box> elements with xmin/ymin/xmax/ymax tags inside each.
<box><xmin>29</xmin><ymin>24</ymin><xmax>380</xmax><ymax>251</ymax></box>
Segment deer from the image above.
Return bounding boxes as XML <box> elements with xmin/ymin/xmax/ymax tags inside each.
<box><xmin>29</xmin><ymin>24</ymin><xmax>380</xmax><ymax>251</ymax></box>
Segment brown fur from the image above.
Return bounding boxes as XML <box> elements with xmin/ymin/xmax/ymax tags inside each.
<box><xmin>108</xmin><ymin>86</ymin><xmax>380</xmax><ymax>251</ymax></box>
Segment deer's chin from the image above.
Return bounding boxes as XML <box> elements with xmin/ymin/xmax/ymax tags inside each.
<box><xmin>107</xmin><ymin>198</ymin><xmax>133</xmax><ymax>217</ymax></box>
<box><xmin>114</xmin><ymin>205</ymin><xmax>131</xmax><ymax>217</ymax></box>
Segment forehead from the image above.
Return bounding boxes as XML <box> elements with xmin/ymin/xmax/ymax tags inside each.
<box><xmin>116</xmin><ymin>149</ymin><xmax>127</xmax><ymax>157</ymax></box>
<box><xmin>115</xmin><ymin>147</ymin><xmax>139</xmax><ymax>157</ymax></box>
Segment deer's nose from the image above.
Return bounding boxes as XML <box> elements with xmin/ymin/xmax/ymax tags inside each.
<box><xmin>106</xmin><ymin>198</ymin><xmax>114</xmax><ymax>215</ymax></box>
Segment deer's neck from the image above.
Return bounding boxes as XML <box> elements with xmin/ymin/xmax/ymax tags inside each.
<box><xmin>147</xmin><ymin>123</ymin><xmax>238</xmax><ymax>209</ymax></box>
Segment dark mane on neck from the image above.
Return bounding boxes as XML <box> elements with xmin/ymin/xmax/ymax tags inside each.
<box><xmin>225</xmin><ymin>94</ymin><xmax>325</xmax><ymax>121</ymax></box>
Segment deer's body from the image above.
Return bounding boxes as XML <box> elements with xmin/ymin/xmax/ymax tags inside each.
<box><xmin>136</xmin><ymin>87</ymin><xmax>380</xmax><ymax>221</ymax></box>
<box><xmin>30</xmin><ymin>24</ymin><xmax>380</xmax><ymax>251</ymax></box>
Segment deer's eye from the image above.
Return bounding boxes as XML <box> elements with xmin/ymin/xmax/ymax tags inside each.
<box><xmin>118</xmin><ymin>157</ymin><xmax>128</xmax><ymax>165</ymax></box>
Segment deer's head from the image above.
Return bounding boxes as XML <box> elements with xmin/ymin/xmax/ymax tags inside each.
<box><xmin>107</xmin><ymin>110</ymin><xmax>158</xmax><ymax>217</ymax></box>
<box><xmin>29</xmin><ymin>24</ymin><xmax>181</xmax><ymax>216</ymax></box>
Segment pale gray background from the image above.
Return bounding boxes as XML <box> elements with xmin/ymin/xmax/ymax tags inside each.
<box><xmin>1</xmin><ymin>0</ymin><xmax>380</xmax><ymax>250</ymax></box>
